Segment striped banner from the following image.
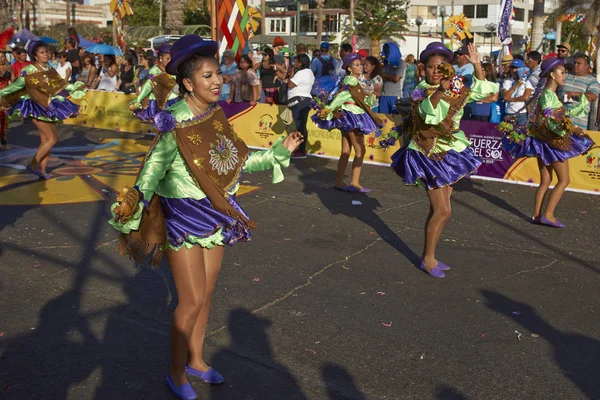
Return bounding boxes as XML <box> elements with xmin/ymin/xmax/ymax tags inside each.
<box><xmin>217</xmin><ymin>0</ymin><xmax>250</xmax><ymax>60</ymax></box>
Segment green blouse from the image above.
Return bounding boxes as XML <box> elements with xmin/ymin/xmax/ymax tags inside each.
<box><xmin>131</xmin><ymin>65</ymin><xmax>178</xmax><ymax>106</ymax></box>
<box><xmin>109</xmin><ymin>100</ymin><xmax>291</xmax><ymax>235</ymax></box>
<box><xmin>535</xmin><ymin>89</ymin><xmax>589</xmax><ymax>137</ymax></box>
<box><xmin>410</xmin><ymin>77</ymin><xmax>499</xmax><ymax>156</ymax></box>
<box><xmin>0</xmin><ymin>64</ymin><xmax>86</xmax><ymax>122</ymax></box>
<box><xmin>319</xmin><ymin>75</ymin><xmax>368</xmax><ymax>120</ymax></box>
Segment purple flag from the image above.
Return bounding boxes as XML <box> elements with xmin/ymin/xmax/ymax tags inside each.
<box><xmin>497</xmin><ymin>0</ymin><xmax>513</xmax><ymax>43</ymax></box>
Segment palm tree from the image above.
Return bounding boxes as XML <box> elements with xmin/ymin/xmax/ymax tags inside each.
<box><xmin>261</xmin><ymin>0</ymin><xmax>266</xmax><ymax>34</ymax></box>
<box><xmin>530</xmin><ymin>0</ymin><xmax>545</xmax><ymax>51</ymax></box>
<box><xmin>165</xmin><ymin>0</ymin><xmax>184</xmax><ymax>34</ymax></box>
<box><xmin>316</xmin><ymin>0</ymin><xmax>324</xmax><ymax>42</ymax></box>
<box><xmin>351</xmin><ymin>0</ymin><xmax>409</xmax><ymax>57</ymax></box>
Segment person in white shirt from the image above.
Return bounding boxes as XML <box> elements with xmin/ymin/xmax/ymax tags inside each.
<box><xmin>501</xmin><ymin>59</ymin><xmax>533</xmax><ymax>125</ymax></box>
<box><xmin>286</xmin><ymin>53</ymin><xmax>315</xmax><ymax>158</ymax></box>
<box><xmin>55</xmin><ymin>51</ymin><xmax>72</xmax><ymax>81</ymax></box>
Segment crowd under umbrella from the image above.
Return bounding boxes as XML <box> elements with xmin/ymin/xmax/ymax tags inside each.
<box><xmin>85</xmin><ymin>43</ymin><xmax>123</xmax><ymax>56</ymax></box>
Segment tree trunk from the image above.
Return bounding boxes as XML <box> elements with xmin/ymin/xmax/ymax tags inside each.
<box><xmin>316</xmin><ymin>0</ymin><xmax>323</xmax><ymax>42</ymax></box>
<box><xmin>530</xmin><ymin>0</ymin><xmax>545</xmax><ymax>51</ymax></box>
<box><xmin>370</xmin><ymin>38</ymin><xmax>379</xmax><ymax>59</ymax></box>
<box><xmin>261</xmin><ymin>0</ymin><xmax>266</xmax><ymax>34</ymax></box>
<box><xmin>165</xmin><ymin>0</ymin><xmax>184</xmax><ymax>35</ymax></box>
<box><xmin>66</xmin><ymin>0</ymin><xmax>71</xmax><ymax>25</ymax></box>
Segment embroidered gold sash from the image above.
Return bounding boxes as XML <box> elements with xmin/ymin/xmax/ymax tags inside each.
<box><xmin>151</xmin><ymin>73</ymin><xmax>176</xmax><ymax>109</ymax></box>
<box><xmin>24</xmin><ymin>68</ymin><xmax>67</xmax><ymax>107</ymax></box>
<box><xmin>412</xmin><ymin>86</ymin><xmax>470</xmax><ymax>157</ymax></box>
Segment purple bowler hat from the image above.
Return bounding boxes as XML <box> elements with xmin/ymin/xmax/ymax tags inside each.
<box><xmin>540</xmin><ymin>57</ymin><xmax>565</xmax><ymax>78</ymax></box>
<box><xmin>419</xmin><ymin>42</ymin><xmax>453</xmax><ymax>64</ymax></box>
<box><xmin>165</xmin><ymin>35</ymin><xmax>219</xmax><ymax>75</ymax></box>
<box><xmin>27</xmin><ymin>40</ymin><xmax>47</xmax><ymax>61</ymax></box>
<box><xmin>156</xmin><ymin>42</ymin><xmax>172</xmax><ymax>55</ymax></box>
<box><xmin>342</xmin><ymin>52</ymin><xmax>362</xmax><ymax>70</ymax></box>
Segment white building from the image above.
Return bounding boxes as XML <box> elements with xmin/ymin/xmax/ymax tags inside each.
<box><xmin>16</xmin><ymin>0</ymin><xmax>110</xmax><ymax>28</ymax></box>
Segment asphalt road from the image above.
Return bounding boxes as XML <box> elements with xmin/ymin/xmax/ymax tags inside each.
<box><xmin>1</xmin><ymin>121</ymin><xmax>599</xmax><ymax>400</ymax></box>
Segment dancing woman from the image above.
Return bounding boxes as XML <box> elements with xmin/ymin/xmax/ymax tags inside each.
<box><xmin>109</xmin><ymin>35</ymin><xmax>302</xmax><ymax>400</ymax></box>
<box><xmin>312</xmin><ymin>52</ymin><xmax>384</xmax><ymax>193</ymax></box>
<box><xmin>499</xmin><ymin>57</ymin><xmax>594</xmax><ymax>228</ymax></box>
<box><xmin>129</xmin><ymin>43</ymin><xmax>179</xmax><ymax>122</ymax></box>
<box><xmin>390</xmin><ymin>42</ymin><xmax>498</xmax><ymax>278</ymax></box>
<box><xmin>0</xmin><ymin>40</ymin><xmax>86</xmax><ymax>178</ymax></box>
<box><xmin>0</xmin><ymin>47</ymin><xmax>13</xmax><ymax>145</ymax></box>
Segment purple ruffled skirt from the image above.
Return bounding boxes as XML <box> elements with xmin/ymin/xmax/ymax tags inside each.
<box><xmin>133</xmin><ymin>98</ymin><xmax>179</xmax><ymax>123</ymax></box>
<box><xmin>502</xmin><ymin>134</ymin><xmax>594</xmax><ymax>165</ymax></box>
<box><xmin>9</xmin><ymin>98</ymin><xmax>78</xmax><ymax>121</ymax></box>
<box><xmin>391</xmin><ymin>144</ymin><xmax>482</xmax><ymax>189</ymax></box>
<box><xmin>312</xmin><ymin>110</ymin><xmax>379</xmax><ymax>135</ymax></box>
<box><xmin>160</xmin><ymin>196</ymin><xmax>252</xmax><ymax>249</ymax></box>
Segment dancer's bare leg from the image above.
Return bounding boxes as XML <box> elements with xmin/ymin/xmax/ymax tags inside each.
<box><xmin>336</xmin><ymin>134</ymin><xmax>352</xmax><ymax>188</ymax></box>
<box><xmin>30</xmin><ymin>119</ymin><xmax>58</xmax><ymax>173</ymax></box>
<box><xmin>347</xmin><ymin>130</ymin><xmax>366</xmax><ymax>189</ymax></box>
<box><xmin>543</xmin><ymin>160</ymin><xmax>570</xmax><ymax>222</ymax></box>
<box><xmin>187</xmin><ymin>245</ymin><xmax>225</xmax><ymax>372</ymax></box>
<box><xmin>166</xmin><ymin>245</ymin><xmax>208</xmax><ymax>386</ymax></box>
<box><xmin>533</xmin><ymin>158</ymin><xmax>552</xmax><ymax>219</ymax></box>
<box><xmin>422</xmin><ymin>185</ymin><xmax>452</xmax><ymax>271</ymax></box>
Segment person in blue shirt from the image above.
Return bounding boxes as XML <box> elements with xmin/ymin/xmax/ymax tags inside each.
<box><xmin>311</xmin><ymin>42</ymin><xmax>336</xmax><ymax>78</ymax></box>
<box><xmin>219</xmin><ymin>49</ymin><xmax>238</xmax><ymax>101</ymax></box>
<box><xmin>453</xmin><ymin>46</ymin><xmax>474</xmax><ymax>87</ymax></box>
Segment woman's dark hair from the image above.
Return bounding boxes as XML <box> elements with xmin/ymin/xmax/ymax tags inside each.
<box><xmin>238</xmin><ymin>54</ymin><xmax>252</xmax><ymax>69</ymax></box>
<box><xmin>142</xmin><ymin>50</ymin><xmax>155</xmax><ymax>68</ymax></box>
<box><xmin>262</xmin><ymin>47</ymin><xmax>275</xmax><ymax>65</ymax></box>
<box><xmin>296</xmin><ymin>53</ymin><xmax>310</xmax><ymax>70</ymax></box>
<box><xmin>83</xmin><ymin>54</ymin><xmax>94</xmax><ymax>66</ymax></box>
<box><xmin>176</xmin><ymin>54</ymin><xmax>217</xmax><ymax>96</ymax></box>
<box><xmin>58</xmin><ymin>51</ymin><xmax>68</xmax><ymax>59</ymax></box>
<box><xmin>124</xmin><ymin>55</ymin><xmax>135</xmax><ymax>66</ymax></box>
<box><xmin>104</xmin><ymin>55</ymin><xmax>117</xmax><ymax>66</ymax></box>
<box><xmin>365</xmin><ymin>56</ymin><xmax>381</xmax><ymax>78</ymax></box>
<box><xmin>481</xmin><ymin>62</ymin><xmax>496</xmax><ymax>83</ymax></box>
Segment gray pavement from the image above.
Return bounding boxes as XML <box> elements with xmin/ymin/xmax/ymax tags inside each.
<box><xmin>0</xmin><ymin>121</ymin><xmax>599</xmax><ymax>400</ymax></box>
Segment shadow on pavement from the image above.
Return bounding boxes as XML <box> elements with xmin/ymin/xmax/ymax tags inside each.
<box><xmin>294</xmin><ymin>158</ymin><xmax>421</xmax><ymax>266</ymax></box>
<box><xmin>210</xmin><ymin>308</ymin><xmax>307</xmax><ymax>400</ymax></box>
<box><xmin>435</xmin><ymin>384</ymin><xmax>471</xmax><ymax>399</ymax></box>
<box><xmin>453</xmin><ymin>178</ymin><xmax>530</xmax><ymax>222</ymax></box>
<box><xmin>482</xmin><ymin>290</ymin><xmax>600</xmax><ymax>400</ymax></box>
<box><xmin>322</xmin><ymin>362</ymin><xmax>367</xmax><ymax>400</ymax></box>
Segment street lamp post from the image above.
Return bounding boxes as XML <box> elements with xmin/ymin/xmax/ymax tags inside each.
<box><xmin>439</xmin><ymin>6</ymin><xmax>447</xmax><ymax>44</ymax></box>
<box><xmin>430</xmin><ymin>6</ymin><xmax>447</xmax><ymax>43</ymax></box>
<box><xmin>485</xmin><ymin>22</ymin><xmax>497</xmax><ymax>57</ymax></box>
<box><xmin>415</xmin><ymin>16</ymin><xmax>424</xmax><ymax>57</ymax></box>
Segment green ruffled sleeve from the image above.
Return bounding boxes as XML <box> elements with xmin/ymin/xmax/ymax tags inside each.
<box><xmin>133</xmin><ymin>78</ymin><xmax>153</xmax><ymax>105</ymax></box>
<box><xmin>243</xmin><ymin>136</ymin><xmax>291</xmax><ymax>183</ymax></box>
<box><xmin>136</xmin><ymin>131</ymin><xmax>178</xmax><ymax>200</ymax></box>
<box><xmin>567</xmin><ymin>94</ymin><xmax>589</xmax><ymax>118</ymax></box>
<box><xmin>0</xmin><ymin>75</ymin><xmax>25</xmax><ymax>96</ymax></box>
<box><xmin>419</xmin><ymin>96</ymin><xmax>450</xmax><ymax>125</ymax></box>
<box><xmin>108</xmin><ymin>131</ymin><xmax>178</xmax><ymax>232</ymax></box>
<box><xmin>64</xmin><ymin>81</ymin><xmax>87</xmax><ymax>99</ymax></box>
<box><xmin>468</xmin><ymin>77</ymin><xmax>499</xmax><ymax>103</ymax></box>
<box><xmin>108</xmin><ymin>200</ymin><xmax>144</xmax><ymax>234</ymax></box>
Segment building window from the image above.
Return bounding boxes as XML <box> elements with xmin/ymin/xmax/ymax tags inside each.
<box><xmin>270</xmin><ymin>18</ymin><xmax>287</xmax><ymax>33</ymax></box>
<box><xmin>476</xmin><ymin>5</ymin><xmax>488</xmax><ymax>18</ymax></box>
<box><xmin>514</xmin><ymin>7</ymin><xmax>525</xmax><ymax>21</ymax></box>
<box><xmin>463</xmin><ymin>5</ymin><xmax>475</xmax><ymax>19</ymax></box>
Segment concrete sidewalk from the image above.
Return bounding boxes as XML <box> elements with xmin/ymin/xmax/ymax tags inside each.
<box><xmin>0</xmin><ymin>121</ymin><xmax>598</xmax><ymax>400</ymax></box>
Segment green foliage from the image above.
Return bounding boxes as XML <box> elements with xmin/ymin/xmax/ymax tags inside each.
<box><xmin>346</xmin><ymin>0</ymin><xmax>410</xmax><ymax>41</ymax></box>
<box><xmin>128</xmin><ymin>0</ymin><xmax>164</xmax><ymax>26</ymax></box>
<box><xmin>545</xmin><ymin>14</ymin><xmax>593</xmax><ymax>54</ymax></box>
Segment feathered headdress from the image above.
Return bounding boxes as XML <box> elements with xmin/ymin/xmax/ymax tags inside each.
<box><xmin>0</xmin><ymin>27</ymin><xmax>15</xmax><ymax>53</ymax></box>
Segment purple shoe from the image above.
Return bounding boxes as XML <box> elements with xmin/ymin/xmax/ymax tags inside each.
<box><xmin>185</xmin><ymin>364</ymin><xmax>224</xmax><ymax>384</ymax></box>
<box><xmin>437</xmin><ymin>261</ymin><xmax>451</xmax><ymax>271</ymax></box>
<box><xmin>25</xmin><ymin>165</ymin><xmax>50</xmax><ymax>180</ymax></box>
<box><xmin>530</xmin><ymin>216</ymin><xmax>542</xmax><ymax>225</ymax></box>
<box><xmin>165</xmin><ymin>375</ymin><xmax>197</xmax><ymax>400</ymax></box>
<box><xmin>345</xmin><ymin>185</ymin><xmax>371</xmax><ymax>193</ymax></box>
<box><xmin>539</xmin><ymin>216</ymin><xmax>565</xmax><ymax>228</ymax></box>
<box><xmin>418</xmin><ymin>261</ymin><xmax>445</xmax><ymax>278</ymax></box>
